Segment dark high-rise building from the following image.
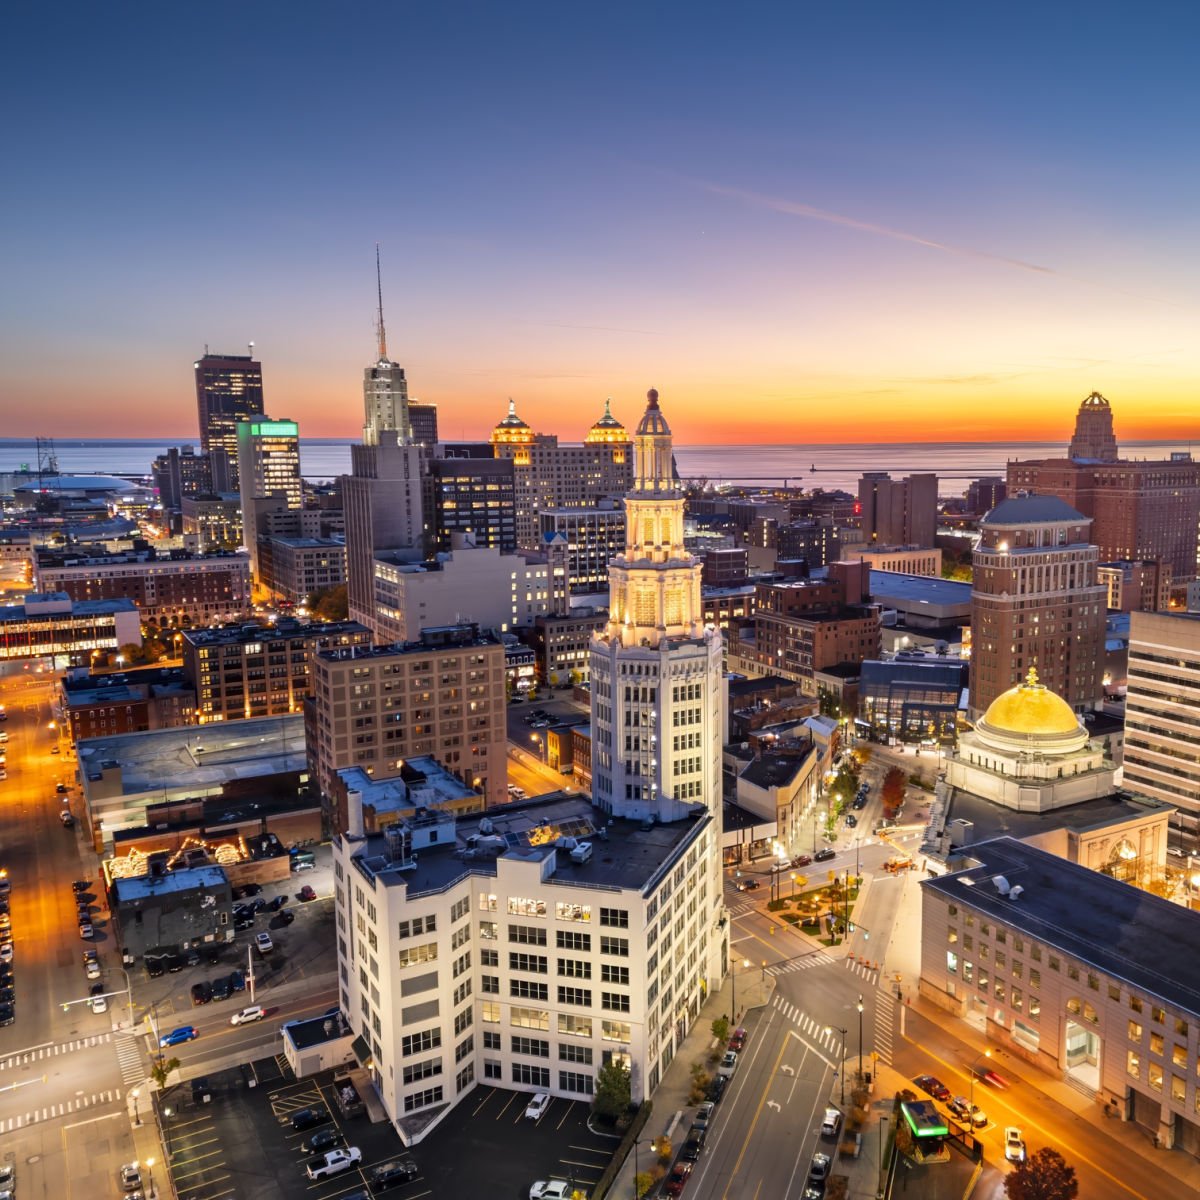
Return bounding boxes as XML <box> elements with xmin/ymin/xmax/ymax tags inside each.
<box><xmin>409</xmin><ymin>401</ymin><xmax>439</xmax><ymax>448</ymax></box>
<box><xmin>1008</xmin><ymin>392</ymin><xmax>1200</xmax><ymax>581</ymax></box>
<box><xmin>858</xmin><ymin>472</ymin><xmax>937</xmax><ymax>548</ymax></box>
<box><xmin>152</xmin><ymin>445</ymin><xmax>213</xmax><ymax>512</ymax></box>
<box><xmin>426</xmin><ymin>457</ymin><xmax>516</xmax><ymax>553</ymax></box>
<box><xmin>194</xmin><ymin>352</ymin><xmax>265</xmax><ymax>489</ymax></box>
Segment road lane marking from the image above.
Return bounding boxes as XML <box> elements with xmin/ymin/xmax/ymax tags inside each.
<box><xmin>721</xmin><ymin>1036</ymin><xmax>791</xmax><ymax>1200</ymax></box>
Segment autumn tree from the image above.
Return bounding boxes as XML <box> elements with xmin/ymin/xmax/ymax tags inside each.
<box><xmin>308</xmin><ymin>583</ymin><xmax>348</xmax><ymax>621</ymax></box>
<box><xmin>1004</xmin><ymin>1148</ymin><xmax>1079</xmax><ymax>1200</ymax></box>
<box><xmin>881</xmin><ymin>766</ymin><xmax>906</xmax><ymax>817</ymax></box>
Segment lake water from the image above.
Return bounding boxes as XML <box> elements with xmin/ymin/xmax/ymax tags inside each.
<box><xmin>3</xmin><ymin>436</ymin><xmax>1196</xmax><ymax>497</ymax></box>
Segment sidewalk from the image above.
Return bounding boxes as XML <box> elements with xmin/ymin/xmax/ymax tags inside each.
<box><xmin>607</xmin><ymin>966</ymin><xmax>776</xmax><ymax>1199</ymax></box>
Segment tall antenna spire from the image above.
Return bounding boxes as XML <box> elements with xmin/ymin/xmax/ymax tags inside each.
<box><xmin>375</xmin><ymin>243</ymin><xmax>388</xmax><ymax>361</ymax></box>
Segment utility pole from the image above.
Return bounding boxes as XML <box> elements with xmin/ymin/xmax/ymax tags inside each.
<box><xmin>248</xmin><ymin>942</ymin><xmax>256</xmax><ymax>1004</ymax></box>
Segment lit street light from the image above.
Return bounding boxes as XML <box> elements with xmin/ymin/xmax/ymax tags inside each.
<box><xmin>146</xmin><ymin>1157</ymin><xmax>155</xmax><ymax>1199</ymax></box>
<box><xmin>857</xmin><ymin>994</ymin><xmax>864</xmax><ymax>1078</ymax></box>
<box><xmin>132</xmin><ymin>1087</ymin><xmax>141</xmax><ymax>1125</ymax></box>
<box><xmin>731</xmin><ymin>956</ymin><xmax>750</xmax><ymax>1022</ymax></box>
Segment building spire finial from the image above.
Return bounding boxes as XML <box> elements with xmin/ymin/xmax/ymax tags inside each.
<box><xmin>375</xmin><ymin>243</ymin><xmax>388</xmax><ymax>361</ymax></box>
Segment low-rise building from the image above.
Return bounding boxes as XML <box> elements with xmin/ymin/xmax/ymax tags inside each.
<box><xmin>734</xmin><ymin>742</ymin><xmax>821</xmax><ymax>856</ymax></box>
<box><xmin>920</xmin><ymin>836</ymin><xmax>1200</xmax><ymax>1155</ymax></box>
<box><xmin>854</xmin><ymin>546</ymin><xmax>942</xmax><ymax>577</ymax></box>
<box><xmin>333</xmin><ymin>790</ymin><xmax>719</xmax><ymax>1144</ymax></box>
<box><xmin>530</xmin><ymin>608</ymin><xmax>608</xmax><ymax>686</ymax></box>
<box><xmin>859</xmin><ymin>657</ymin><xmax>966</xmax><ymax>744</ymax></box>
<box><xmin>181</xmin><ymin>493</ymin><xmax>243</xmax><ymax>550</ymax></box>
<box><xmin>182</xmin><ymin>619</ymin><xmax>371</xmax><ymax>724</ymax></box>
<box><xmin>1097</xmin><ymin>559</ymin><xmax>1171</xmax><ymax>613</ymax></box>
<box><xmin>0</xmin><ymin>592</ymin><xmax>141</xmax><ymax>664</ymax></box>
<box><xmin>259</xmin><ymin>536</ymin><xmax>347</xmax><ymax>606</ymax></box>
<box><xmin>111</xmin><ymin>863</ymin><xmax>234</xmax><ymax>959</ymax></box>
<box><xmin>60</xmin><ymin>665</ymin><xmax>196</xmax><ymax>740</ymax></box>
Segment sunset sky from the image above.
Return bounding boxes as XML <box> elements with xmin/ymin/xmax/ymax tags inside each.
<box><xmin>2</xmin><ymin>3</ymin><xmax>1197</xmax><ymax>444</ymax></box>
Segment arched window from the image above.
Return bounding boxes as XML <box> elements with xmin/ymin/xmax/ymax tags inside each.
<box><xmin>1066</xmin><ymin>997</ymin><xmax>1081</xmax><ymax>1015</ymax></box>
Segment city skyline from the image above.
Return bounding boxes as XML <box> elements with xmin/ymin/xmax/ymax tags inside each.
<box><xmin>3</xmin><ymin>5</ymin><xmax>1198</xmax><ymax>444</ymax></box>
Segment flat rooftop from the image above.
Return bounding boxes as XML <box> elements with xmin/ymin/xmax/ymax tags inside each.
<box><xmin>941</xmin><ymin>788</ymin><xmax>1173</xmax><ymax>846</ymax></box>
<box><xmin>923</xmin><ymin>837</ymin><xmax>1200</xmax><ymax>1016</ymax></box>
<box><xmin>78</xmin><ymin>714</ymin><xmax>307</xmax><ymax>797</ymax></box>
<box><xmin>184</xmin><ymin>619</ymin><xmax>366</xmax><ymax>647</ymax></box>
<box><xmin>0</xmin><ymin>594</ymin><xmax>139</xmax><ymax>619</ymax></box>
<box><xmin>115</xmin><ymin>864</ymin><xmax>228</xmax><ymax>902</ymax></box>
<box><xmin>347</xmin><ymin>793</ymin><xmax>708</xmax><ymax>899</ymax></box>
<box><xmin>870</xmin><ymin>571</ymin><xmax>971</xmax><ymax>610</ymax></box>
<box><xmin>339</xmin><ymin>757</ymin><xmax>476</xmax><ymax>815</ymax></box>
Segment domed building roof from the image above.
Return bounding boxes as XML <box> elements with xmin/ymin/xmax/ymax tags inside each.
<box><xmin>636</xmin><ymin>388</ymin><xmax>671</xmax><ymax>437</ymax></box>
<box><xmin>974</xmin><ymin>668</ymin><xmax>1088</xmax><ymax>755</ymax></box>
<box><xmin>585</xmin><ymin>398</ymin><xmax>627</xmax><ymax>443</ymax></box>
<box><xmin>490</xmin><ymin>398</ymin><xmax>534</xmax><ymax>445</ymax></box>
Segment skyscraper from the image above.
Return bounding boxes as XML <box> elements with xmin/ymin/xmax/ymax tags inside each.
<box><xmin>970</xmin><ymin>494</ymin><xmax>1107</xmax><ymax>715</ymax></box>
<box><xmin>194</xmin><ymin>351</ymin><xmax>265</xmax><ymax>488</ymax></box>
<box><xmin>342</xmin><ymin>252</ymin><xmax>424</xmax><ymax>632</ymax></box>
<box><xmin>237</xmin><ymin>418</ymin><xmax>303</xmax><ymax>582</ymax></box>
<box><xmin>1068</xmin><ymin>391</ymin><xmax>1119</xmax><ymax>462</ymax></box>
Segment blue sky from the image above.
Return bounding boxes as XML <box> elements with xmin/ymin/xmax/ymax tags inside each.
<box><xmin>3</xmin><ymin>2</ymin><xmax>1198</xmax><ymax>442</ymax></box>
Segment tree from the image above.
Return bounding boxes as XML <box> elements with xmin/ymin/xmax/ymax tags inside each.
<box><xmin>711</xmin><ymin>1016</ymin><xmax>730</xmax><ymax>1044</ymax></box>
<box><xmin>308</xmin><ymin>583</ymin><xmax>348</xmax><ymax>622</ymax></box>
<box><xmin>1004</xmin><ymin>1148</ymin><xmax>1079</xmax><ymax>1200</ymax></box>
<box><xmin>634</xmin><ymin>1172</ymin><xmax>655</xmax><ymax>1199</ymax></box>
<box><xmin>150</xmin><ymin>1055</ymin><xmax>181</xmax><ymax>1091</ymax></box>
<box><xmin>592</xmin><ymin>1059</ymin><xmax>631</xmax><ymax>1120</ymax></box>
<box><xmin>881</xmin><ymin>766</ymin><xmax>906</xmax><ymax>816</ymax></box>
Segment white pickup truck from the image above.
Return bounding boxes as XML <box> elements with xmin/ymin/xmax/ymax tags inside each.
<box><xmin>305</xmin><ymin>1147</ymin><xmax>361</xmax><ymax>1179</ymax></box>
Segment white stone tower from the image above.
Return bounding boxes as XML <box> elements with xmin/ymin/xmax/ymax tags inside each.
<box><xmin>591</xmin><ymin>390</ymin><xmax>724</xmax><ymax>788</ymax></box>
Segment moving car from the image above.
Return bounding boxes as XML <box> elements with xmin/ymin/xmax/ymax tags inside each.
<box><xmin>524</xmin><ymin>1092</ymin><xmax>551</xmax><ymax>1120</ymax></box>
<box><xmin>90</xmin><ymin>984</ymin><xmax>107</xmax><ymax>1014</ymax></box>
<box><xmin>664</xmin><ymin>1162</ymin><xmax>693</xmax><ymax>1197</ymax></box>
<box><xmin>120</xmin><ymin>1162</ymin><xmax>142</xmax><ymax>1191</ymax></box>
<box><xmin>255</xmin><ymin>932</ymin><xmax>274</xmax><ymax>954</ymax></box>
<box><xmin>734</xmin><ymin>879</ymin><xmax>760</xmax><ymax>892</ymax></box>
<box><xmin>59</xmin><ymin>811</ymin><xmax>75</xmax><ymax>828</ymax></box>
<box><xmin>370</xmin><ymin>1158</ymin><xmax>420</xmax><ymax>1188</ymax></box>
<box><xmin>821</xmin><ymin>1106</ymin><xmax>842</xmax><ymax>1138</ymax></box>
<box><xmin>85</xmin><ymin>957</ymin><xmax>102</xmax><ymax>980</ymax></box>
<box><xmin>529</xmin><ymin>1181</ymin><xmax>574</xmax><ymax>1200</ymax></box>
<box><xmin>844</xmin><ymin>814</ymin><xmax>857</xmax><ymax>828</ymax></box>
<box><xmin>230</xmin><ymin>1005</ymin><xmax>265</xmax><ymax>1025</ymax></box>
<box><xmin>1004</xmin><ymin>1127</ymin><xmax>1027</xmax><ymax>1163</ymax></box>
<box><xmin>814</xmin><ymin>848</ymin><xmax>837</xmax><ymax>863</ymax></box>
<box><xmin>160</xmin><ymin>1025</ymin><xmax>198</xmax><ymax>1047</ymax></box>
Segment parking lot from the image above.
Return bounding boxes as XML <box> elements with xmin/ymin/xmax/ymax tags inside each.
<box><xmin>161</xmin><ymin>1066</ymin><xmax>619</xmax><ymax>1200</ymax></box>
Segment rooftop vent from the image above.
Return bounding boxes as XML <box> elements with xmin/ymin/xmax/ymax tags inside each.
<box><xmin>1009</xmin><ymin>885</ymin><xmax>1024</xmax><ymax>901</ymax></box>
<box><xmin>992</xmin><ymin>875</ymin><xmax>1011</xmax><ymax>895</ymax></box>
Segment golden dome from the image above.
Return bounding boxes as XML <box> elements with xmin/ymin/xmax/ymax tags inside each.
<box><xmin>980</xmin><ymin>668</ymin><xmax>1082</xmax><ymax>738</ymax></box>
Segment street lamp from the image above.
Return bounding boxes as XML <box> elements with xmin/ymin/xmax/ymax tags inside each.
<box><xmin>731</xmin><ymin>956</ymin><xmax>750</xmax><ymax>1022</ymax></box>
<box><xmin>132</xmin><ymin>1087</ymin><xmax>141</xmax><ymax>1125</ymax></box>
<box><xmin>146</xmin><ymin>1157</ymin><xmax>155</xmax><ymax>1199</ymax></box>
<box><xmin>969</xmin><ymin>1049</ymin><xmax>992</xmax><ymax>1113</ymax></box>
<box><xmin>879</xmin><ymin>1113</ymin><xmax>889</xmax><ymax>1196</ymax></box>
<box><xmin>827</xmin><ymin>1021</ymin><xmax>849</xmax><ymax>1106</ymax></box>
<box><xmin>857</xmin><ymin>994</ymin><xmax>864</xmax><ymax>1078</ymax></box>
<box><xmin>790</xmin><ymin>871</ymin><xmax>797</xmax><ymax>899</ymax></box>
<box><xmin>530</xmin><ymin>732</ymin><xmax>544</xmax><ymax>762</ymax></box>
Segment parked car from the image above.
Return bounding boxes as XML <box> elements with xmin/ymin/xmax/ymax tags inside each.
<box><xmin>821</xmin><ymin>1106</ymin><xmax>842</xmax><ymax>1138</ymax></box>
<box><xmin>735</xmin><ymin>879</ymin><xmax>760</xmax><ymax>892</ymax></box>
<box><xmin>729</xmin><ymin>1027</ymin><xmax>746</xmax><ymax>1052</ymax></box>
<box><xmin>718</xmin><ymin>1050</ymin><xmax>738</xmax><ymax>1076</ymax></box>
<box><xmin>57</xmin><ymin>782</ymin><xmax>68</xmax><ymax>794</ymax></box>
<box><xmin>241</xmin><ymin>883</ymin><xmax>262</xmax><ymax>897</ymax></box>
<box><xmin>230</xmin><ymin>1005</ymin><xmax>265</xmax><ymax>1025</ymax></box>
<box><xmin>814</xmin><ymin>848</ymin><xmax>836</xmax><ymax>863</ymax></box>
<box><xmin>808</xmin><ymin>1153</ymin><xmax>831</xmax><ymax>1185</ymax></box>
<box><xmin>664</xmin><ymin>1162</ymin><xmax>693</xmax><ymax>1197</ymax></box>
<box><xmin>298</xmin><ymin>885</ymin><xmax>317</xmax><ymax>902</ymax></box>
<box><xmin>0</xmin><ymin>1002</ymin><xmax>14</xmax><ymax>1026</ymax></box>
<box><xmin>681</xmin><ymin>1128</ymin><xmax>706</xmax><ymax>1161</ymax></box>
<box><xmin>266</xmin><ymin>895</ymin><xmax>288</xmax><ymax>911</ymax></box>
<box><xmin>529</xmin><ymin>1182</ymin><xmax>573</xmax><ymax>1200</ymax></box>
<box><xmin>844</xmin><ymin>814</ymin><xmax>858</xmax><ymax>828</ymax></box>
<box><xmin>228</xmin><ymin>968</ymin><xmax>246</xmax><ymax>992</ymax></box>
<box><xmin>255</xmin><ymin>931</ymin><xmax>274</xmax><ymax>954</ymax></box>
<box><xmin>120</xmin><ymin>1162</ymin><xmax>142</xmax><ymax>1191</ymax></box>
<box><xmin>708</xmin><ymin>1073</ymin><xmax>727</xmax><ymax>1103</ymax></box>
<box><xmin>301</xmin><ymin>1128</ymin><xmax>345</xmax><ymax>1154</ymax></box>
<box><xmin>78</xmin><ymin>922</ymin><xmax>93</xmax><ymax>939</ymax></box>
<box><xmin>1004</xmin><ymin>1127</ymin><xmax>1027</xmax><ymax>1163</ymax></box>
<box><xmin>290</xmin><ymin>1106</ymin><xmax>330</xmax><ymax>1131</ymax></box>
<box><xmin>165</xmin><ymin>952</ymin><xmax>184</xmax><ymax>973</ymax></box>
<box><xmin>145</xmin><ymin>956</ymin><xmax>165</xmax><ymax>978</ymax></box>
<box><xmin>211</xmin><ymin>975</ymin><xmax>233</xmax><ymax>1001</ymax></box>
<box><xmin>791</xmin><ymin>854</ymin><xmax>812</xmax><ymax>867</ymax></box>
<box><xmin>275</xmin><ymin>910</ymin><xmax>296</xmax><ymax>926</ymax></box>
<box><xmin>693</xmin><ymin>1101</ymin><xmax>715</xmax><ymax>1128</ymax></box>
<box><xmin>524</xmin><ymin>1092</ymin><xmax>551</xmax><ymax>1120</ymax></box>
<box><xmin>191</xmin><ymin>981</ymin><xmax>213</xmax><ymax>1006</ymax></box>
<box><xmin>305</xmin><ymin>1147</ymin><xmax>361</xmax><ymax>1180</ymax></box>
<box><xmin>913</xmin><ymin>1074</ymin><xmax>951</xmax><ymax>1102</ymax></box>
<box><xmin>59</xmin><ymin>811</ymin><xmax>75</xmax><ymax>828</ymax></box>
<box><xmin>370</xmin><ymin>1158</ymin><xmax>420</xmax><ymax>1188</ymax></box>
<box><xmin>159</xmin><ymin>1025</ymin><xmax>198</xmax><ymax>1047</ymax></box>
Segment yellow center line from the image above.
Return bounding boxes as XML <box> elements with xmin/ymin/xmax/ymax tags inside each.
<box><xmin>722</xmin><ymin>1035</ymin><xmax>791</xmax><ymax>1200</ymax></box>
<box><xmin>909</xmin><ymin>1034</ymin><xmax>1151</xmax><ymax>1200</ymax></box>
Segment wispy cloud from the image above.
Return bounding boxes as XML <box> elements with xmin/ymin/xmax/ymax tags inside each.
<box><xmin>512</xmin><ymin>319</ymin><xmax>661</xmax><ymax>335</ymax></box>
<box><xmin>700</xmin><ymin>180</ymin><xmax>1055</xmax><ymax>275</ymax></box>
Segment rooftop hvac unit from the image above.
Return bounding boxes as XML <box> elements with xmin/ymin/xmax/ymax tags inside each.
<box><xmin>1008</xmin><ymin>885</ymin><xmax>1024</xmax><ymax>901</ymax></box>
<box><xmin>992</xmin><ymin>875</ymin><xmax>1011</xmax><ymax>895</ymax></box>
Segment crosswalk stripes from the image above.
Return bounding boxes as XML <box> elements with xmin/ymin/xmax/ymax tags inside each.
<box><xmin>844</xmin><ymin>958</ymin><xmax>880</xmax><ymax>984</ymax></box>
<box><xmin>875</xmin><ymin>989</ymin><xmax>897</xmax><ymax>1065</ymax></box>
<box><xmin>765</xmin><ymin>951</ymin><xmax>834</xmax><ymax>977</ymax></box>
<box><xmin>772</xmin><ymin>995</ymin><xmax>842</xmax><ymax>1055</ymax></box>
<box><xmin>0</xmin><ymin>1089</ymin><xmax>123</xmax><ymax>1134</ymax></box>
<box><xmin>0</xmin><ymin>1032</ymin><xmax>114</xmax><ymax>1071</ymax></box>
<box><xmin>114</xmin><ymin>1031</ymin><xmax>146</xmax><ymax>1087</ymax></box>
<box><xmin>727</xmin><ymin>901</ymin><xmax>758</xmax><ymax>918</ymax></box>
